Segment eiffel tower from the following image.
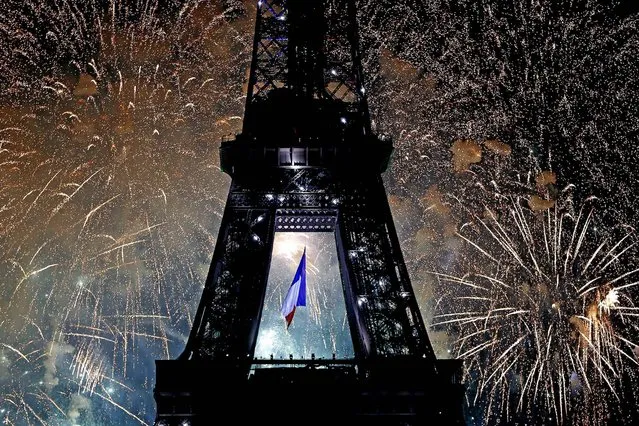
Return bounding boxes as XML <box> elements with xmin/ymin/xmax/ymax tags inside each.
<box><xmin>154</xmin><ymin>1</ymin><xmax>465</xmax><ymax>424</ymax></box>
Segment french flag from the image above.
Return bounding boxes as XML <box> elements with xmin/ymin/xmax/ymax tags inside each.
<box><xmin>280</xmin><ymin>247</ymin><xmax>307</xmax><ymax>329</ymax></box>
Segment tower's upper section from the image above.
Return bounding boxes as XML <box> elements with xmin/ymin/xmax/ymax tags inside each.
<box><xmin>221</xmin><ymin>0</ymin><xmax>392</xmax><ymax>176</ymax></box>
<box><xmin>243</xmin><ymin>0</ymin><xmax>371</xmax><ymax>140</ymax></box>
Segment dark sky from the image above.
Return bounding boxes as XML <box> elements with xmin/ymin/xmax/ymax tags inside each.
<box><xmin>617</xmin><ymin>0</ymin><xmax>639</xmax><ymax>18</ymax></box>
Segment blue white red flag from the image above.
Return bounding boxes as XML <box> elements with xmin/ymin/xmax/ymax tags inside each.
<box><xmin>280</xmin><ymin>247</ymin><xmax>307</xmax><ymax>328</ymax></box>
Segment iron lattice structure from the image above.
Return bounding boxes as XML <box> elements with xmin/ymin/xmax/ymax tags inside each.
<box><xmin>154</xmin><ymin>1</ymin><xmax>465</xmax><ymax>424</ymax></box>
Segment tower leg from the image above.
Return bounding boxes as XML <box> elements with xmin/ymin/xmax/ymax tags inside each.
<box><xmin>336</xmin><ymin>176</ymin><xmax>435</xmax><ymax>360</ymax></box>
<box><xmin>180</xmin><ymin>204</ymin><xmax>275</xmax><ymax>363</ymax></box>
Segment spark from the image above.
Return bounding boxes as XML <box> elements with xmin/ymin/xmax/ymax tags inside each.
<box><xmin>433</xmin><ymin>197</ymin><xmax>639</xmax><ymax>424</ymax></box>
<box><xmin>0</xmin><ymin>344</ymin><xmax>30</xmax><ymax>363</ymax></box>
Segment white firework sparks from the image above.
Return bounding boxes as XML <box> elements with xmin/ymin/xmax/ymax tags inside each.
<box><xmin>432</xmin><ymin>196</ymin><xmax>639</xmax><ymax>425</ymax></box>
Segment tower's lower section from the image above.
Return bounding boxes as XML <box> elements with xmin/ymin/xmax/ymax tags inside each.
<box><xmin>154</xmin><ymin>358</ymin><xmax>465</xmax><ymax>425</ymax></box>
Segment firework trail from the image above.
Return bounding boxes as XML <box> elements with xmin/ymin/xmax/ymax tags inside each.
<box><xmin>431</xmin><ymin>195</ymin><xmax>639</xmax><ymax>425</ymax></box>
<box><xmin>1</xmin><ymin>1</ymin><xmax>251</xmax><ymax>424</ymax></box>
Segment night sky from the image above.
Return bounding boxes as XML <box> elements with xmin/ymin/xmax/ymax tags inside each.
<box><xmin>1</xmin><ymin>1</ymin><xmax>638</xmax><ymax>425</ymax></box>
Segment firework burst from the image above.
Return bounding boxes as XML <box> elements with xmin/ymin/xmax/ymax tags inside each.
<box><xmin>432</xmin><ymin>195</ymin><xmax>639</xmax><ymax>425</ymax></box>
<box><xmin>0</xmin><ymin>1</ymin><xmax>252</xmax><ymax>424</ymax></box>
